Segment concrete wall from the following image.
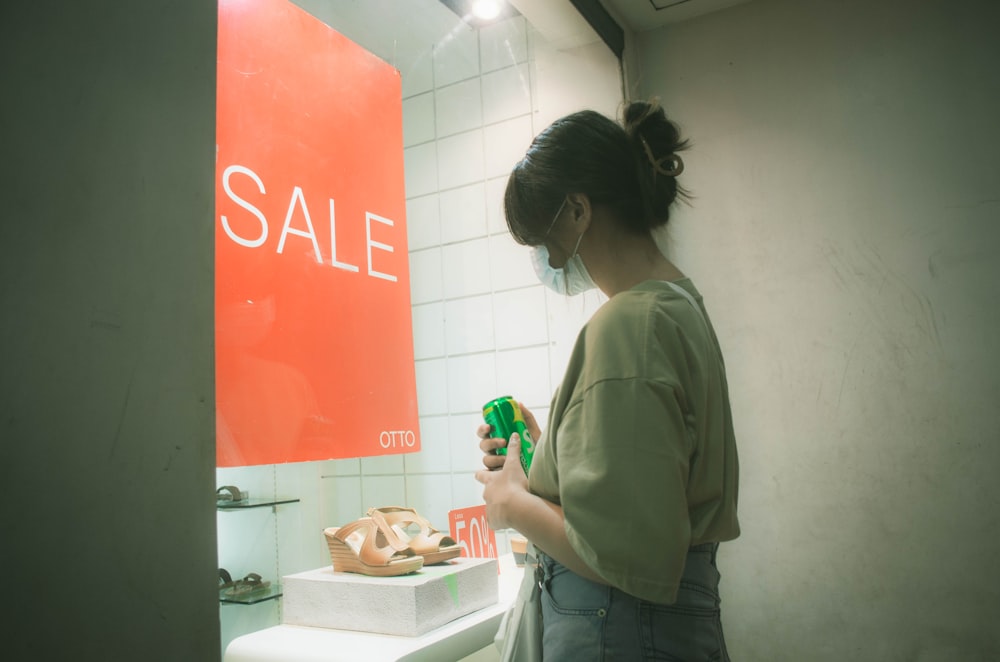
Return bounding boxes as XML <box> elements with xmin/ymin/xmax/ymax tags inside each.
<box><xmin>0</xmin><ymin>1</ymin><xmax>219</xmax><ymax>659</ymax></box>
<box><xmin>634</xmin><ymin>0</ymin><xmax>1000</xmax><ymax>659</ymax></box>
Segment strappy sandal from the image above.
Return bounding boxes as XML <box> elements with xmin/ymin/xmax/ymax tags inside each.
<box><xmin>224</xmin><ymin>572</ymin><xmax>271</xmax><ymax>597</ymax></box>
<box><xmin>324</xmin><ymin>517</ymin><xmax>424</xmax><ymax>577</ymax></box>
<box><xmin>367</xmin><ymin>506</ymin><xmax>462</xmax><ymax>565</ymax></box>
<box><xmin>216</xmin><ymin>485</ymin><xmax>248</xmax><ymax>504</ymax></box>
<box><xmin>219</xmin><ymin>568</ymin><xmax>236</xmax><ymax>591</ymax></box>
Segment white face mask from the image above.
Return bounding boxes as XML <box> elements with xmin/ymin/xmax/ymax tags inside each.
<box><xmin>531</xmin><ymin>241</ymin><xmax>597</xmax><ymax>296</ymax></box>
<box><xmin>529</xmin><ymin>199</ymin><xmax>597</xmax><ymax>296</ymax></box>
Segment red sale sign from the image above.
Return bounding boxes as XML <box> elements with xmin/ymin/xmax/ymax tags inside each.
<box><xmin>215</xmin><ymin>0</ymin><xmax>419</xmax><ymax>466</ymax></box>
<box><xmin>448</xmin><ymin>505</ymin><xmax>498</xmax><ymax>560</ymax></box>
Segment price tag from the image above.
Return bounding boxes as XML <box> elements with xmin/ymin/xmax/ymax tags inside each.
<box><xmin>448</xmin><ymin>505</ymin><xmax>497</xmax><ymax>560</ymax></box>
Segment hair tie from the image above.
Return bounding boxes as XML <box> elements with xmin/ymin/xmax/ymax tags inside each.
<box><xmin>640</xmin><ymin>137</ymin><xmax>684</xmax><ymax>177</ymax></box>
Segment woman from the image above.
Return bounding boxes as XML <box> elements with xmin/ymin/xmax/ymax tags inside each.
<box><xmin>475</xmin><ymin>101</ymin><xmax>740</xmax><ymax>661</ymax></box>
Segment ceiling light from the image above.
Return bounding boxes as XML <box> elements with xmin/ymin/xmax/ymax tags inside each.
<box><xmin>471</xmin><ymin>0</ymin><xmax>502</xmax><ymax>21</ymax></box>
<box><xmin>439</xmin><ymin>0</ymin><xmax>519</xmax><ymax>28</ymax></box>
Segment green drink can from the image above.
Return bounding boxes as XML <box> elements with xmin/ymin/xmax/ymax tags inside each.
<box><xmin>482</xmin><ymin>396</ymin><xmax>535</xmax><ymax>475</ymax></box>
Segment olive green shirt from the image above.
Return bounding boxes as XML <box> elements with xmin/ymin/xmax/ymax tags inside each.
<box><xmin>528</xmin><ymin>279</ymin><xmax>740</xmax><ymax>604</ymax></box>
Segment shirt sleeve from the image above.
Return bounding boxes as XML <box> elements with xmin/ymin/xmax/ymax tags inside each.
<box><xmin>557</xmin><ymin>375</ymin><xmax>693</xmax><ymax>604</ymax></box>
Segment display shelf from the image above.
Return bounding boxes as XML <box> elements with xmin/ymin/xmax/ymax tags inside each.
<box><xmin>217</xmin><ymin>492</ymin><xmax>296</xmax><ymax>609</ymax></box>
<box><xmin>217</xmin><ymin>497</ymin><xmax>300</xmax><ymax>510</ymax></box>
<box><xmin>220</xmin><ymin>583</ymin><xmax>284</xmax><ymax>606</ymax></box>
<box><xmin>224</xmin><ymin>554</ymin><xmax>523</xmax><ymax>662</ymax></box>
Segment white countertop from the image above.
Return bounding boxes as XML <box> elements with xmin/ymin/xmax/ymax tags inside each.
<box><xmin>224</xmin><ymin>554</ymin><xmax>523</xmax><ymax>662</ymax></box>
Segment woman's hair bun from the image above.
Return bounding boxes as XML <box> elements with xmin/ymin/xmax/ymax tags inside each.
<box><xmin>623</xmin><ymin>100</ymin><xmax>690</xmax><ymax>229</ymax></box>
<box><xmin>623</xmin><ymin>100</ymin><xmax>688</xmax><ymax>154</ymax></box>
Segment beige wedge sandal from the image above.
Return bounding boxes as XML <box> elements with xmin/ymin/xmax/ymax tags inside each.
<box><xmin>324</xmin><ymin>517</ymin><xmax>424</xmax><ymax>577</ymax></box>
<box><xmin>367</xmin><ymin>506</ymin><xmax>462</xmax><ymax>565</ymax></box>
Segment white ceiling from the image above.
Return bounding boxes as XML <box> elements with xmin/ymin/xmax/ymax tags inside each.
<box><xmin>602</xmin><ymin>0</ymin><xmax>752</xmax><ymax>33</ymax></box>
<box><xmin>508</xmin><ymin>0</ymin><xmax>753</xmax><ymax>52</ymax></box>
<box><xmin>302</xmin><ymin>0</ymin><xmax>754</xmax><ymax>69</ymax></box>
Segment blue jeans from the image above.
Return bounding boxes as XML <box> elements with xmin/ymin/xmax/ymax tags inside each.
<box><xmin>538</xmin><ymin>543</ymin><xmax>730</xmax><ymax>661</ymax></box>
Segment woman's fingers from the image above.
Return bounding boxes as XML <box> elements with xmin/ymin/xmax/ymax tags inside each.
<box><xmin>479</xmin><ymin>434</ymin><xmax>506</xmax><ymax>454</ymax></box>
<box><xmin>482</xmin><ymin>453</ymin><xmax>506</xmax><ymax>471</ymax></box>
<box><xmin>480</xmin><ymin>435</ymin><xmax>508</xmax><ymax>470</ymax></box>
<box><xmin>479</xmin><ymin>429</ymin><xmax>508</xmax><ymax>470</ymax></box>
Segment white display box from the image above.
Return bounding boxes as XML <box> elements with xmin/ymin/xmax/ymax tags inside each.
<box><xmin>282</xmin><ymin>557</ymin><xmax>499</xmax><ymax>637</ymax></box>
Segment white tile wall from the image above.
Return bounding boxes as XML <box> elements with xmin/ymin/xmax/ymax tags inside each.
<box><xmin>403</xmin><ymin>91</ymin><xmax>435</xmax><ymax>147</ymax></box>
<box><xmin>445</xmin><ymin>294</ymin><xmax>495</xmax><ymax>355</ymax></box>
<box><xmin>404</xmin><ymin>473</ymin><xmax>454</xmax><ymax>532</ymax></box>
<box><xmin>323</xmin><ymin>458</ymin><xmax>360</xmax><ymax>477</ymax></box>
<box><xmin>449</xmin><ymin>412</ymin><xmax>487</xmax><ymax>473</ymax></box>
<box><xmin>433</xmin><ymin>27</ymin><xmax>480</xmax><ymax>87</ymax></box>
<box><xmin>415</xmin><ymin>357</ymin><xmax>448</xmax><ymax>415</ymax></box>
<box><xmin>361</xmin><ymin>453</ymin><xmax>405</xmax><ymax>476</ymax></box>
<box><xmin>485</xmin><ymin>176</ymin><xmax>508</xmax><ymax>235</ymax></box>
<box><xmin>217</xmin><ymin>506</ymin><xmax>276</xmax><ymax>576</ymax></box>
<box><xmin>496</xmin><ymin>346</ymin><xmax>552</xmax><ymax>408</ymax></box>
<box><xmin>437</xmin><ymin>129</ymin><xmax>485</xmax><ymax>190</ymax></box>
<box><xmin>442</xmin><ymin>238</ymin><xmax>492</xmax><ymax>298</ymax></box>
<box><xmin>435</xmin><ymin>78</ymin><xmax>483</xmax><ymax>137</ymax></box>
<box><xmin>361</xmin><ymin>475</ymin><xmax>407</xmax><ymax>511</ymax></box>
<box><xmin>488</xmin><ymin>232</ymin><xmax>537</xmax><ymax>290</ymax></box>
<box><xmin>493</xmin><ymin>286</ymin><xmax>548</xmax><ymax>349</ymax></box>
<box><xmin>447</xmin><ymin>352</ymin><xmax>497</xmax><ymax>413</ymax></box>
<box><xmin>399</xmin><ymin>45</ymin><xmax>434</xmax><ymax>98</ymax></box>
<box><xmin>439</xmin><ymin>182</ymin><xmax>487</xmax><ymax>243</ymax></box>
<box><xmin>482</xmin><ymin>64</ymin><xmax>531</xmax><ymax>126</ymax></box>
<box><xmin>411</xmin><ymin>301</ymin><xmax>446</xmax><ymax>359</ymax></box>
<box><xmin>406</xmin><ymin>194</ymin><xmax>441</xmax><ymax>251</ymax></box>
<box><xmin>480</xmin><ymin>17</ymin><xmax>528</xmax><ymax>73</ymax></box>
<box><xmin>275</xmin><ymin>462</ymin><xmax>325</xmax><ymax>571</ymax></box>
<box><xmin>404</xmin><ymin>142</ymin><xmax>438</xmax><ymax>198</ymax></box>
<box><xmin>405</xmin><ymin>415</ymin><xmax>450</xmax><ymax>473</ymax></box>
<box><xmin>321</xmin><ymin>474</ymin><xmax>362</xmax><ymax>529</ymax></box>
<box><xmin>484</xmin><ymin>115</ymin><xmax>534</xmax><ymax>178</ymax></box>
<box><xmin>545</xmin><ymin>288</ymin><xmax>607</xmax><ymax>387</ymax></box>
<box><xmin>408</xmin><ymin>247</ymin><xmax>443</xmax><ymax>304</ymax></box>
<box><xmin>451</xmin><ymin>472</ymin><xmax>486</xmax><ymax>510</ymax></box>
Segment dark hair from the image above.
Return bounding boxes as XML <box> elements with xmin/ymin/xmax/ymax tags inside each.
<box><xmin>503</xmin><ymin>100</ymin><xmax>690</xmax><ymax>245</ymax></box>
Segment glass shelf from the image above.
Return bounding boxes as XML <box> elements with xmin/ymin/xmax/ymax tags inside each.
<box><xmin>217</xmin><ymin>497</ymin><xmax>300</xmax><ymax>510</ymax></box>
<box><xmin>219</xmin><ymin>583</ymin><xmax>283</xmax><ymax>605</ymax></box>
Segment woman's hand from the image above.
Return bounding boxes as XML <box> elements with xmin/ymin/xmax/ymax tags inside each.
<box><xmin>474</xmin><ymin>401</ymin><xmax>541</xmax><ymax>530</ymax></box>
<box><xmin>474</xmin><ymin>433</ymin><xmax>530</xmax><ymax>531</ymax></box>
<box><xmin>476</xmin><ymin>401</ymin><xmax>541</xmax><ymax>470</ymax></box>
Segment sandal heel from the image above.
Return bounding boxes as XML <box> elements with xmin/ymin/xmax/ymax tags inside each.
<box><xmin>324</xmin><ymin>531</ymin><xmax>368</xmax><ymax>575</ymax></box>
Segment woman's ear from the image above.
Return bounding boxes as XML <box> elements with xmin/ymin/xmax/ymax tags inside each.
<box><xmin>565</xmin><ymin>192</ymin><xmax>592</xmax><ymax>232</ymax></box>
